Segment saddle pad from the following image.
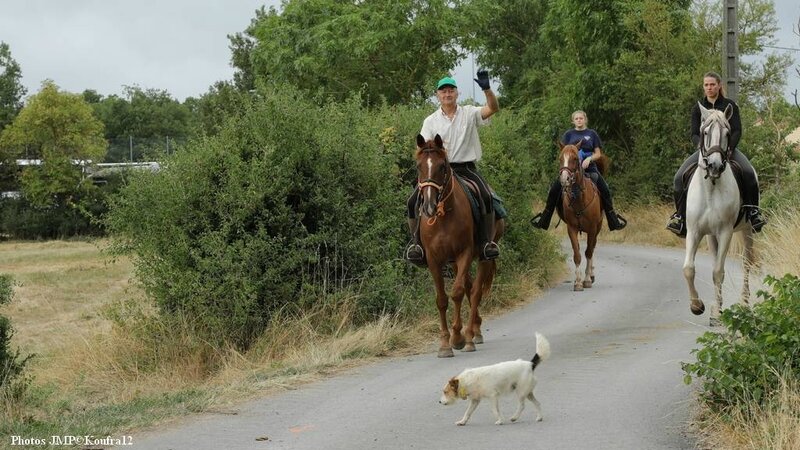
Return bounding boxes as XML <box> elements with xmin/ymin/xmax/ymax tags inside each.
<box><xmin>454</xmin><ymin>176</ymin><xmax>509</xmax><ymax>223</ymax></box>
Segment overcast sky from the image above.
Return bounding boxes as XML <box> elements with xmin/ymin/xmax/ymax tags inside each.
<box><xmin>1</xmin><ymin>1</ymin><xmax>799</xmax><ymax>103</ymax></box>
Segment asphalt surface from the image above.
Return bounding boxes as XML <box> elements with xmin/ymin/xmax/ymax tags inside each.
<box><xmin>132</xmin><ymin>243</ymin><xmax>756</xmax><ymax>450</ymax></box>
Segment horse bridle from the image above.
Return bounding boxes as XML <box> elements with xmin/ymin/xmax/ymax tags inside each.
<box><xmin>559</xmin><ymin>153</ymin><xmax>597</xmax><ymax>221</ymax></box>
<box><xmin>417</xmin><ymin>151</ymin><xmax>455</xmax><ymax>224</ymax></box>
<box><xmin>698</xmin><ymin>117</ymin><xmax>731</xmax><ymax>181</ymax></box>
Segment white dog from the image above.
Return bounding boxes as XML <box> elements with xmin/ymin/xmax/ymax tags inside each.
<box><xmin>439</xmin><ymin>332</ymin><xmax>551</xmax><ymax>426</ymax></box>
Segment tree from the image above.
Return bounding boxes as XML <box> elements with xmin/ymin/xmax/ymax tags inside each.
<box><xmin>0</xmin><ymin>80</ymin><xmax>106</xmax><ymax>207</ymax></box>
<box><xmin>242</xmin><ymin>0</ymin><xmax>465</xmax><ymax>105</ymax></box>
<box><xmin>0</xmin><ymin>42</ymin><xmax>26</xmax><ymax>133</ymax></box>
<box><xmin>692</xmin><ymin>0</ymin><xmax>792</xmax><ymax>106</ymax></box>
<box><xmin>91</xmin><ymin>85</ymin><xmax>197</xmax><ymax>161</ymax></box>
<box><xmin>184</xmin><ymin>80</ymin><xmax>252</xmax><ymax>136</ymax></box>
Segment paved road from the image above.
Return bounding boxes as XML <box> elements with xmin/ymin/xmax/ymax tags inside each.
<box><xmin>133</xmin><ymin>243</ymin><xmax>756</xmax><ymax>450</ymax></box>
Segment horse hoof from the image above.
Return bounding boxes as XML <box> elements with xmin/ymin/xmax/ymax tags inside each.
<box><xmin>438</xmin><ymin>348</ymin><xmax>454</xmax><ymax>358</ymax></box>
<box><xmin>451</xmin><ymin>339</ymin><xmax>466</xmax><ymax>351</ymax></box>
<box><xmin>709</xmin><ymin>317</ymin><xmax>722</xmax><ymax>328</ymax></box>
<box><xmin>690</xmin><ymin>300</ymin><xmax>705</xmax><ymax>315</ymax></box>
<box><xmin>582</xmin><ymin>280</ymin><xmax>592</xmax><ymax>288</ymax></box>
<box><xmin>462</xmin><ymin>343</ymin><xmax>476</xmax><ymax>352</ymax></box>
<box><xmin>574</xmin><ymin>284</ymin><xmax>584</xmax><ymax>292</ymax></box>
<box><xmin>473</xmin><ymin>334</ymin><xmax>484</xmax><ymax>345</ymax></box>
<box><xmin>591</xmin><ymin>276</ymin><xmax>595</xmax><ymax>283</ymax></box>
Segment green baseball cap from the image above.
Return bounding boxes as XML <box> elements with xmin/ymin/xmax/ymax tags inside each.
<box><xmin>436</xmin><ymin>77</ymin><xmax>457</xmax><ymax>90</ymax></box>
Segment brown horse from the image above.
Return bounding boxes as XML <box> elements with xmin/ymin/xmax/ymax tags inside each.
<box><xmin>556</xmin><ymin>142</ymin><xmax>605</xmax><ymax>291</ymax></box>
<box><xmin>415</xmin><ymin>134</ymin><xmax>505</xmax><ymax>358</ymax></box>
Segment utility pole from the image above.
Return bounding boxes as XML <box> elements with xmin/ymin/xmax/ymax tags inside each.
<box><xmin>723</xmin><ymin>0</ymin><xmax>739</xmax><ymax>102</ymax></box>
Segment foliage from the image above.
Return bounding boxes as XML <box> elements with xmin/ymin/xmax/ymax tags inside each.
<box><xmin>0</xmin><ymin>81</ymin><xmax>107</xmax><ymax>208</ymax></box>
<box><xmin>90</xmin><ymin>86</ymin><xmax>197</xmax><ymax>162</ymax></box>
<box><xmin>0</xmin><ymin>41</ymin><xmax>27</xmax><ymax>193</ymax></box>
<box><xmin>183</xmin><ymin>81</ymin><xmax>253</xmax><ymax>137</ymax></box>
<box><xmin>0</xmin><ymin>274</ymin><xmax>33</xmax><ymax>408</ymax></box>
<box><xmin>0</xmin><ymin>42</ymin><xmax>26</xmax><ymax>134</ymax></box>
<box><xmin>0</xmin><ymin>195</ymin><xmax>105</xmax><ymax>239</ymax></box>
<box><xmin>683</xmin><ymin>274</ymin><xmax>800</xmax><ymax>412</ymax></box>
<box><xmin>242</xmin><ymin>0</ymin><xmax>465</xmax><ymax>106</ymax></box>
<box><xmin>461</xmin><ymin>0</ymin><xmax>789</xmax><ymax>202</ymax></box>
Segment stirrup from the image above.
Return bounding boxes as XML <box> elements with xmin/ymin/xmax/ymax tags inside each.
<box><xmin>480</xmin><ymin>242</ymin><xmax>500</xmax><ymax>261</ymax></box>
<box><xmin>666</xmin><ymin>214</ymin><xmax>685</xmax><ymax>238</ymax></box>
<box><xmin>609</xmin><ymin>212</ymin><xmax>627</xmax><ymax>231</ymax></box>
<box><xmin>530</xmin><ymin>212</ymin><xmax>543</xmax><ymax>227</ymax></box>
<box><xmin>404</xmin><ymin>243</ymin><xmax>426</xmax><ymax>267</ymax></box>
<box><xmin>616</xmin><ymin>214</ymin><xmax>627</xmax><ymax>230</ymax></box>
<box><xmin>747</xmin><ymin>210</ymin><xmax>766</xmax><ymax>233</ymax></box>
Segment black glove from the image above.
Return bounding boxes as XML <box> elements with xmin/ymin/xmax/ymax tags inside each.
<box><xmin>474</xmin><ymin>69</ymin><xmax>491</xmax><ymax>91</ymax></box>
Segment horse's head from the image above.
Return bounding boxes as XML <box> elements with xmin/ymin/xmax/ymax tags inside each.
<box><xmin>698</xmin><ymin>103</ymin><xmax>732</xmax><ymax>180</ymax></box>
<box><xmin>415</xmin><ymin>134</ymin><xmax>452</xmax><ymax>218</ymax></box>
<box><xmin>557</xmin><ymin>141</ymin><xmax>581</xmax><ymax>188</ymax></box>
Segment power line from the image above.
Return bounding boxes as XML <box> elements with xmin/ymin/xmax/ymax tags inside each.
<box><xmin>763</xmin><ymin>44</ymin><xmax>800</xmax><ymax>52</ymax></box>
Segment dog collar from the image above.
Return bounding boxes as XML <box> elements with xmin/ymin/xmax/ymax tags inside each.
<box><xmin>458</xmin><ymin>386</ymin><xmax>468</xmax><ymax>399</ymax></box>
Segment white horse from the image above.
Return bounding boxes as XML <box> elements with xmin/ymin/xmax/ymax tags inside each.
<box><xmin>683</xmin><ymin>103</ymin><xmax>754</xmax><ymax>326</ymax></box>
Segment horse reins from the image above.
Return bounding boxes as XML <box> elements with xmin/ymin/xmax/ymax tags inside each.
<box><xmin>418</xmin><ymin>164</ymin><xmax>455</xmax><ymax>225</ymax></box>
<box><xmin>699</xmin><ymin>118</ymin><xmax>731</xmax><ymax>184</ymax></box>
<box><xmin>560</xmin><ymin>160</ymin><xmax>598</xmax><ymax>232</ymax></box>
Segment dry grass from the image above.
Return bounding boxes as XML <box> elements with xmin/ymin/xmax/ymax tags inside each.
<box><xmin>694</xmin><ymin>374</ymin><xmax>800</xmax><ymax>450</ymax></box>
<box><xmin>0</xmin><ymin>240</ymin><xmax>135</xmax><ymax>358</ymax></box>
<box><xmin>756</xmin><ymin>210</ymin><xmax>800</xmax><ymax>277</ymax></box>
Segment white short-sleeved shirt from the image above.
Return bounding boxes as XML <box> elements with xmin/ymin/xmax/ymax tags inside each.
<box><xmin>419</xmin><ymin>104</ymin><xmax>489</xmax><ymax>163</ymax></box>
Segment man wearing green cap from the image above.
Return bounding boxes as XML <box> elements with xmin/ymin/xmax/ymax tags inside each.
<box><xmin>405</xmin><ymin>70</ymin><xmax>501</xmax><ymax>266</ymax></box>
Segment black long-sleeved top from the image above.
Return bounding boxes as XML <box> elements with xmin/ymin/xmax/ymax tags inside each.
<box><xmin>690</xmin><ymin>95</ymin><xmax>741</xmax><ymax>150</ymax></box>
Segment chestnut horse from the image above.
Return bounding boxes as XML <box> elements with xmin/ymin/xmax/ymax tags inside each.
<box><xmin>415</xmin><ymin>134</ymin><xmax>505</xmax><ymax>358</ymax></box>
<box><xmin>556</xmin><ymin>142</ymin><xmax>605</xmax><ymax>291</ymax></box>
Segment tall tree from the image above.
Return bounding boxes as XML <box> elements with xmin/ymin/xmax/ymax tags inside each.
<box><xmin>0</xmin><ymin>42</ymin><xmax>27</xmax><ymax>133</ymax></box>
<box><xmin>91</xmin><ymin>86</ymin><xmax>197</xmax><ymax>161</ymax></box>
<box><xmin>0</xmin><ymin>81</ymin><xmax>106</xmax><ymax>207</ymax></box>
<box><xmin>242</xmin><ymin>0</ymin><xmax>464</xmax><ymax>105</ymax></box>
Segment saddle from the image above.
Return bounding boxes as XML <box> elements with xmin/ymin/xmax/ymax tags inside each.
<box><xmin>681</xmin><ymin>160</ymin><xmax>746</xmax><ymax>227</ymax></box>
<box><xmin>454</xmin><ymin>175</ymin><xmax>508</xmax><ymax>224</ymax></box>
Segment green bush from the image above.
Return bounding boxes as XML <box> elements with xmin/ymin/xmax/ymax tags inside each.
<box><xmin>106</xmin><ymin>86</ymin><xmax>559</xmax><ymax>350</ymax></box>
<box><xmin>682</xmin><ymin>274</ymin><xmax>800</xmax><ymax>411</ymax></box>
<box><xmin>0</xmin><ymin>274</ymin><xmax>33</xmax><ymax>405</ymax></box>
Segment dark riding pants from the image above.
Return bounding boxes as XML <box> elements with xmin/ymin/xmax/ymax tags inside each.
<box><xmin>672</xmin><ymin>149</ymin><xmax>760</xmax><ymax>215</ymax></box>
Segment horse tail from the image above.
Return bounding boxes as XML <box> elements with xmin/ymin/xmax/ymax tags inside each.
<box><xmin>594</xmin><ymin>153</ymin><xmax>610</xmax><ymax>176</ymax></box>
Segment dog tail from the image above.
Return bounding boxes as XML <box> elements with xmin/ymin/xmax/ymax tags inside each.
<box><xmin>531</xmin><ymin>332</ymin><xmax>551</xmax><ymax>370</ymax></box>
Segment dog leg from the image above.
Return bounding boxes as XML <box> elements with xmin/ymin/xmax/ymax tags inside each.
<box><xmin>456</xmin><ymin>399</ymin><xmax>480</xmax><ymax>426</ymax></box>
<box><xmin>510</xmin><ymin>396</ymin><xmax>526</xmax><ymax>422</ymax></box>
<box><xmin>490</xmin><ymin>396</ymin><xmax>505</xmax><ymax>425</ymax></box>
<box><xmin>527</xmin><ymin>392</ymin><xmax>543</xmax><ymax>422</ymax></box>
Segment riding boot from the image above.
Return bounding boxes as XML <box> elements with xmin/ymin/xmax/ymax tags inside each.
<box><xmin>531</xmin><ymin>181</ymin><xmax>560</xmax><ymax>230</ymax></box>
<box><xmin>404</xmin><ymin>217</ymin><xmax>426</xmax><ymax>267</ymax></box>
<box><xmin>743</xmin><ymin>185</ymin><xmax>766</xmax><ymax>233</ymax></box>
<box><xmin>596</xmin><ymin>176</ymin><xmax>626</xmax><ymax>231</ymax></box>
<box><xmin>666</xmin><ymin>190</ymin><xmax>687</xmax><ymax>237</ymax></box>
<box><xmin>479</xmin><ymin>212</ymin><xmax>500</xmax><ymax>260</ymax></box>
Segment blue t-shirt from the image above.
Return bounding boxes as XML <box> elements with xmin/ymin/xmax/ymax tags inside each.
<box><xmin>561</xmin><ymin>128</ymin><xmax>602</xmax><ymax>173</ymax></box>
